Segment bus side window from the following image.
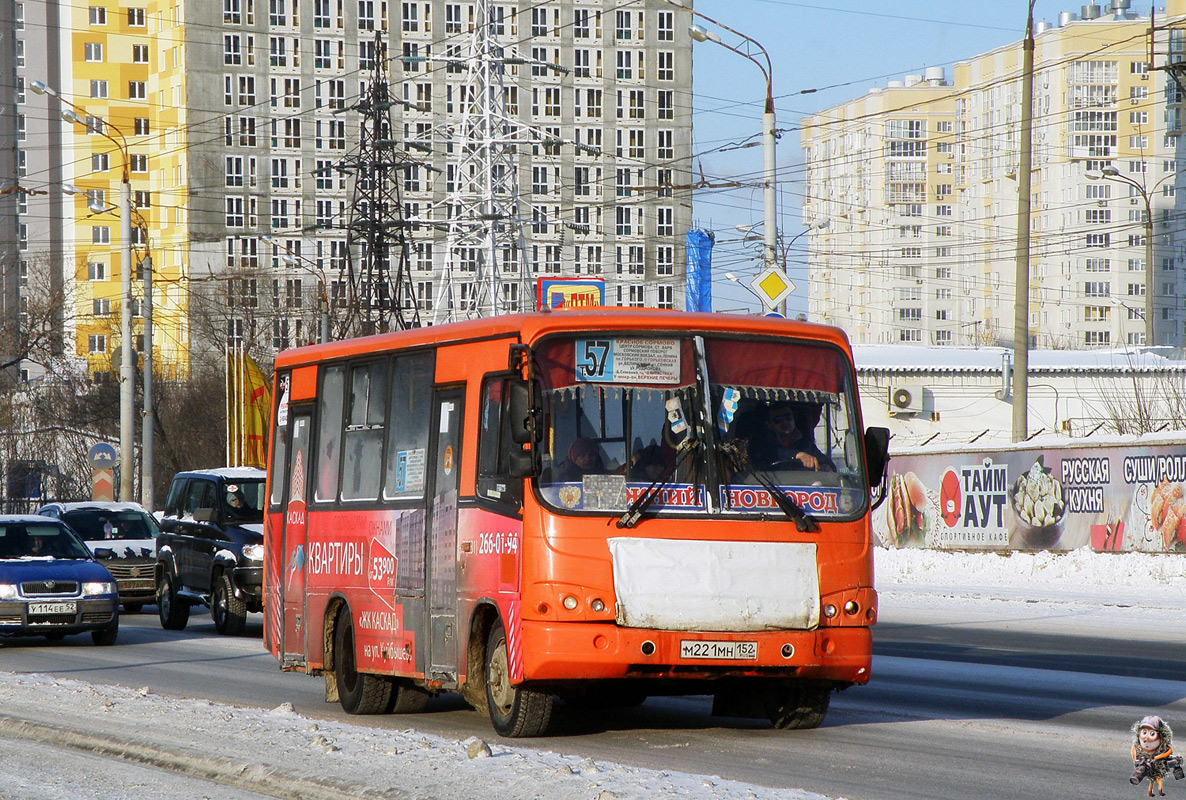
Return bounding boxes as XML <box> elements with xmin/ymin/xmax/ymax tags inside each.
<box><xmin>477</xmin><ymin>375</ymin><xmax>524</xmax><ymax>512</ymax></box>
<box><xmin>315</xmin><ymin>365</ymin><xmax>346</xmax><ymax>504</ymax></box>
<box><xmin>341</xmin><ymin>360</ymin><xmax>387</xmax><ymax>502</ymax></box>
<box><xmin>383</xmin><ymin>352</ymin><xmax>434</xmax><ymax>501</ymax></box>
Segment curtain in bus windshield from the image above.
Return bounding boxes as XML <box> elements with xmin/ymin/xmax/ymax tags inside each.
<box><xmin>535</xmin><ymin>337</ymin><xmax>704</xmax><ymax>514</ymax></box>
<box><xmin>705</xmin><ymin>338</ymin><xmax>866</xmax><ymax>518</ymax></box>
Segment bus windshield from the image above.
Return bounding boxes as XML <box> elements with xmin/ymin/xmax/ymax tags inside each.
<box><xmin>534</xmin><ymin>334</ymin><xmax>868</xmax><ymax>520</ymax></box>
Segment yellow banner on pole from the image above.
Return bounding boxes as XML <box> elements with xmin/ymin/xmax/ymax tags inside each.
<box><xmin>228</xmin><ymin>350</ymin><xmax>272</xmax><ymax>469</ymax></box>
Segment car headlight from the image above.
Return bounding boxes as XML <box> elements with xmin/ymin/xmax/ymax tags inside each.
<box><xmin>82</xmin><ymin>581</ymin><xmax>117</xmax><ymax>597</ymax></box>
<box><xmin>241</xmin><ymin>544</ymin><xmax>264</xmax><ymax>562</ymax></box>
<box><xmin>0</xmin><ymin>584</ymin><xmax>17</xmax><ymax>600</ymax></box>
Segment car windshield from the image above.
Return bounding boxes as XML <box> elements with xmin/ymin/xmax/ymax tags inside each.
<box><xmin>0</xmin><ymin>523</ymin><xmax>92</xmax><ymax>560</ymax></box>
<box><xmin>60</xmin><ymin>509</ymin><xmax>160</xmax><ymax>542</ymax></box>
<box><xmin>221</xmin><ymin>479</ymin><xmax>265</xmax><ymax>523</ymax></box>
<box><xmin>534</xmin><ymin>334</ymin><xmax>868</xmax><ymax>520</ymax></box>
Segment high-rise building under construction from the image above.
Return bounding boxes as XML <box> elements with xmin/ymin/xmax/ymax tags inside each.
<box><xmin>13</xmin><ymin>0</ymin><xmax>694</xmax><ymax>378</ymax></box>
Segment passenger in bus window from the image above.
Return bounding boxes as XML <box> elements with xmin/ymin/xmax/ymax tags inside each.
<box><xmin>749</xmin><ymin>401</ymin><xmax>834</xmax><ymax>472</ymax></box>
<box><xmin>628</xmin><ymin>443</ymin><xmax>668</xmax><ymax>482</ymax></box>
<box><xmin>555</xmin><ymin>437</ymin><xmax>605</xmax><ymax>482</ymax></box>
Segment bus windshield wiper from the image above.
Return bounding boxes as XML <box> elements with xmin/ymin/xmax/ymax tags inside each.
<box><xmin>752</xmin><ymin>469</ymin><xmax>819</xmax><ymax>533</ymax></box>
<box><xmin>616</xmin><ymin>439</ymin><xmax>701</xmax><ymax>529</ymax></box>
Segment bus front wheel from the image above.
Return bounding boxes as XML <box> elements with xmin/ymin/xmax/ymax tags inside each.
<box><xmin>334</xmin><ymin>609</ymin><xmax>392</xmax><ymax>715</ymax></box>
<box><xmin>485</xmin><ymin>620</ymin><xmax>553</xmax><ymax>737</ymax></box>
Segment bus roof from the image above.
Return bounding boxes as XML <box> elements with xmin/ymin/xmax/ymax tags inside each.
<box><xmin>273</xmin><ymin>309</ymin><xmax>852</xmax><ymax>370</ymax></box>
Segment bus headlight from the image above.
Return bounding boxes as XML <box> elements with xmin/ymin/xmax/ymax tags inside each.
<box><xmin>241</xmin><ymin>544</ymin><xmax>264</xmax><ymax>562</ymax></box>
<box><xmin>590</xmin><ymin>598</ymin><xmax>605</xmax><ymax>613</ymax></box>
<box><xmin>822</xmin><ymin>603</ymin><xmax>838</xmax><ymax>618</ymax></box>
<box><xmin>562</xmin><ymin>595</ymin><xmax>578</xmax><ymax>611</ymax></box>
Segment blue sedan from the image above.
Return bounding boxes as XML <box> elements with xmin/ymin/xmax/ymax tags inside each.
<box><xmin>0</xmin><ymin>516</ymin><xmax>119</xmax><ymax>645</ymax></box>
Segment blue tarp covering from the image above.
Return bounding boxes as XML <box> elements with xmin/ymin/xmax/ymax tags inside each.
<box><xmin>685</xmin><ymin>228</ymin><xmax>714</xmax><ymax>313</ymax></box>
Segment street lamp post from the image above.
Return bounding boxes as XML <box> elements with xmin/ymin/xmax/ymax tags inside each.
<box><xmin>665</xmin><ymin>1</ymin><xmax>780</xmax><ymax>305</ymax></box>
<box><xmin>32</xmin><ymin>81</ymin><xmax>136</xmax><ymax>501</ymax></box>
<box><xmin>261</xmin><ymin>236</ymin><xmax>331</xmax><ymax>344</ymax></box>
<box><xmin>1087</xmin><ymin>166</ymin><xmax>1173</xmax><ymax>347</ymax></box>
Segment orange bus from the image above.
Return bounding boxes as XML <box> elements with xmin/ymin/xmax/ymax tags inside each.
<box><xmin>264</xmin><ymin>309</ymin><xmax>889</xmax><ymax>736</ymax></box>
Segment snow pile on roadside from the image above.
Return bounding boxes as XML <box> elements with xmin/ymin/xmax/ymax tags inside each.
<box><xmin>0</xmin><ymin>673</ymin><xmax>835</xmax><ymax>800</ymax></box>
<box><xmin>875</xmin><ymin>546</ymin><xmax>1186</xmax><ymax>608</ymax></box>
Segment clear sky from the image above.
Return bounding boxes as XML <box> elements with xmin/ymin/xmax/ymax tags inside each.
<box><xmin>687</xmin><ymin>0</ymin><xmax>1096</xmax><ymax>315</ymax></box>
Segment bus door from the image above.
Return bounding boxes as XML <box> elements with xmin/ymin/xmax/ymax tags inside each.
<box><xmin>278</xmin><ymin>408</ymin><xmax>312</xmax><ymax>666</ymax></box>
<box><xmin>425</xmin><ymin>388</ymin><xmax>462</xmax><ymax>683</ymax></box>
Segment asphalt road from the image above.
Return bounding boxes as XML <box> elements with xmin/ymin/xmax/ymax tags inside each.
<box><xmin>0</xmin><ymin>607</ymin><xmax>1178</xmax><ymax>800</ymax></box>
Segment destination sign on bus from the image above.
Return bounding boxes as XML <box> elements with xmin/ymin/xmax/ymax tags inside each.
<box><xmin>574</xmin><ymin>338</ymin><xmax>681</xmax><ymax>385</ymax></box>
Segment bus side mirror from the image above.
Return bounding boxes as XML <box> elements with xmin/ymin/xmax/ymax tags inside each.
<box><xmin>864</xmin><ymin>427</ymin><xmax>890</xmax><ymax>487</ymax></box>
<box><xmin>508</xmin><ymin>379</ymin><xmax>540</xmax><ymax>445</ymax></box>
<box><xmin>508</xmin><ymin>447</ymin><xmax>540</xmax><ymax>479</ymax></box>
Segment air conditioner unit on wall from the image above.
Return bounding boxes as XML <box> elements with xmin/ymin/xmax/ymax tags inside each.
<box><xmin>889</xmin><ymin>384</ymin><xmax>925</xmax><ymax>414</ymax></box>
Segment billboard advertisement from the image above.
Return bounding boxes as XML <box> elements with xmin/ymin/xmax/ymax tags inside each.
<box><xmin>536</xmin><ymin>278</ymin><xmax>605</xmax><ymax>309</ymax></box>
<box><xmin>877</xmin><ymin>443</ymin><xmax>1186</xmax><ymax>553</ymax></box>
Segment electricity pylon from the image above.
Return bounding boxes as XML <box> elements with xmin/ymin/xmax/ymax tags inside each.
<box><xmin>438</xmin><ymin>0</ymin><xmax>566</xmax><ymax>323</ymax></box>
<box><xmin>339</xmin><ymin>31</ymin><xmax>421</xmax><ymax>334</ymax></box>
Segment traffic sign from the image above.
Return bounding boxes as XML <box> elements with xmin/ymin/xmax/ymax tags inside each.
<box><xmin>88</xmin><ymin>442</ymin><xmax>119</xmax><ymax>469</ymax></box>
<box><xmin>749</xmin><ymin>267</ymin><xmax>796</xmax><ymax>309</ymax></box>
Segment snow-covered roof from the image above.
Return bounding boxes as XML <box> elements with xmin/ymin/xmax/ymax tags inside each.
<box><xmin>178</xmin><ymin>467</ymin><xmax>267</xmax><ymax>479</ymax></box>
<box><xmin>853</xmin><ymin>344</ymin><xmax>1186</xmax><ymax>373</ymax></box>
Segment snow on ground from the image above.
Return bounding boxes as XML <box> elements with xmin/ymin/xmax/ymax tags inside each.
<box><xmin>1</xmin><ymin>547</ymin><xmax>1181</xmax><ymax>800</ymax></box>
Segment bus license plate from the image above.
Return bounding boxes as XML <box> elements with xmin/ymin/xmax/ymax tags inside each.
<box><xmin>28</xmin><ymin>602</ymin><xmax>76</xmax><ymax>615</ymax></box>
<box><xmin>679</xmin><ymin>640</ymin><xmax>757</xmax><ymax>660</ymax></box>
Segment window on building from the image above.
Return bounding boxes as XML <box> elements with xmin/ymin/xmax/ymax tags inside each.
<box><xmin>84</xmin><ymin>42</ymin><xmax>103</xmax><ymax>62</ymax></box>
<box><xmin>226</xmin><ymin>197</ymin><xmax>245</xmax><ymax>227</ymax></box>
<box><xmin>658</xmin><ymin>51</ymin><xmax>674</xmax><ymax>82</ymax></box>
<box><xmin>127</xmin><ymin>7</ymin><xmax>146</xmax><ymax>26</ymax></box>
<box><xmin>132</xmin><ymin>43</ymin><xmax>148</xmax><ymax>63</ymax></box>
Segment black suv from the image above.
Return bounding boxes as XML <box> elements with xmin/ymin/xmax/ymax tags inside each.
<box><xmin>156</xmin><ymin>468</ymin><xmax>266</xmax><ymax>635</ymax></box>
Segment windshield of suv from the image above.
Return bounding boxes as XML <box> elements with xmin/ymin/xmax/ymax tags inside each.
<box><xmin>222</xmin><ymin>479</ymin><xmax>265</xmax><ymax>523</ymax></box>
<box><xmin>61</xmin><ymin>509</ymin><xmax>160</xmax><ymax>542</ymax></box>
<box><xmin>0</xmin><ymin>523</ymin><xmax>92</xmax><ymax>560</ymax></box>
<box><xmin>534</xmin><ymin>334</ymin><xmax>867</xmax><ymax>520</ymax></box>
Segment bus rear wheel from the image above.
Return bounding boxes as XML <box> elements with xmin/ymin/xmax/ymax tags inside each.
<box><xmin>387</xmin><ymin>680</ymin><xmax>430</xmax><ymax>714</ymax></box>
<box><xmin>334</xmin><ymin>609</ymin><xmax>392</xmax><ymax>715</ymax></box>
<box><xmin>485</xmin><ymin>620</ymin><xmax>553</xmax><ymax>738</ymax></box>
<box><xmin>768</xmin><ymin>684</ymin><xmax>831</xmax><ymax>730</ymax></box>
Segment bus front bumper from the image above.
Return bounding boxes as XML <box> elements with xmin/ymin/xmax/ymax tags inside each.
<box><xmin>518</xmin><ymin>620</ymin><xmax>871</xmax><ymax>685</ymax></box>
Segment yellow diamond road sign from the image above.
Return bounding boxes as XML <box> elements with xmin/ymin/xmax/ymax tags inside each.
<box><xmin>750</xmin><ymin>267</ymin><xmax>796</xmax><ymax>309</ymax></box>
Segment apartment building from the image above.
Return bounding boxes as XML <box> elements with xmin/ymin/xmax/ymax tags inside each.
<box><xmin>801</xmin><ymin>0</ymin><xmax>1186</xmax><ymax>349</ymax></box>
<box><xmin>13</xmin><ymin>0</ymin><xmax>693</xmax><ymax>379</ymax></box>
